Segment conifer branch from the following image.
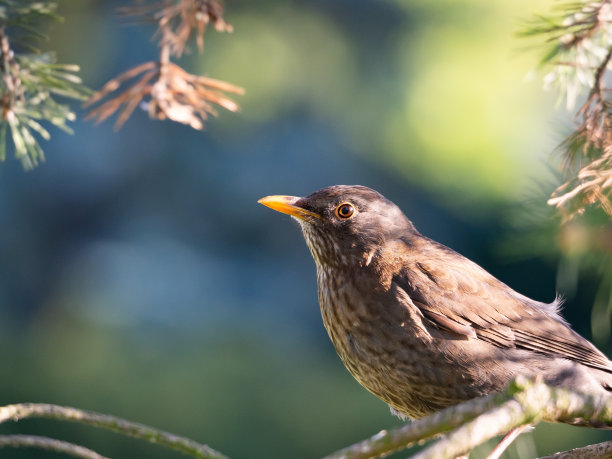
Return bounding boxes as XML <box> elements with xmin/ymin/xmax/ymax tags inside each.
<box><xmin>524</xmin><ymin>0</ymin><xmax>612</xmax><ymax>218</ymax></box>
<box><xmin>0</xmin><ymin>403</ymin><xmax>228</xmax><ymax>459</ymax></box>
<box><xmin>0</xmin><ymin>0</ymin><xmax>89</xmax><ymax>169</ymax></box>
<box><xmin>86</xmin><ymin>0</ymin><xmax>243</xmax><ymax>131</ymax></box>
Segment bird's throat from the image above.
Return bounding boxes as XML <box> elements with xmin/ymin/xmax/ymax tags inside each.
<box><xmin>299</xmin><ymin>222</ymin><xmax>351</xmax><ymax>269</ymax></box>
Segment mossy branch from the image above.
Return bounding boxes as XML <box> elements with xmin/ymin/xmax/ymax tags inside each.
<box><xmin>0</xmin><ymin>434</ymin><xmax>109</xmax><ymax>459</ymax></box>
<box><xmin>0</xmin><ymin>403</ymin><xmax>228</xmax><ymax>459</ymax></box>
<box><xmin>325</xmin><ymin>376</ymin><xmax>612</xmax><ymax>459</ymax></box>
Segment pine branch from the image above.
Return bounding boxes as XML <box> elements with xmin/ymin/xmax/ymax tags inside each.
<box><xmin>325</xmin><ymin>377</ymin><xmax>612</xmax><ymax>459</ymax></box>
<box><xmin>0</xmin><ymin>0</ymin><xmax>90</xmax><ymax>169</ymax></box>
<box><xmin>525</xmin><ymin>0</ymin><xmax>612</xmax><ymax>218</ymax></box>
<box><xmin>87</xmin><ymin>0</ymin><xmax>243</xmax><ymax>131</ymax></box>
<box><xmin>119</xmin><ymin>0</ymin><xmax>233</xmax><ymax>57</ymax></box>
<box><xmin>84</xmin><ymin>59</ymin><xmax>243</xmax><ymax>131</ymax></box>
<box><xmin>0</xmin><ymin>403</ymin><xmax>228</xmax><ymax>459</ymax></box>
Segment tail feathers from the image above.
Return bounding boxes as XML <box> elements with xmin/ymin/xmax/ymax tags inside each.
<box><xmin>571</xmin><ymin>367</ymin><xmax>612</xmax><ymax>429</ymax></box>
<box><xmin>545</xmin><ymin>361</ymin><xmax>612</xmax><ymax>429</ymax></box>
<box><xmin>593</xmin><ymin>364</ymin><xmax>612</xmax><ymax>392</ymax></box>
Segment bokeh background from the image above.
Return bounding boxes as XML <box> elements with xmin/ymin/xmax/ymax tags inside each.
<box><xmin>0</xmin><ymin>0</ymin><xmax>610</xmax><ymax>457</ymax></box>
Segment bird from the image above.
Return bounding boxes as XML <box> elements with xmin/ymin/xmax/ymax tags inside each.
<box><xmin>258</xmin><ymin>185</ymin><xmax>612</xmax><ymax>424</ymax></box>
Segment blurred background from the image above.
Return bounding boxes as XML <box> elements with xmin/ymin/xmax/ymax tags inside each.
<box><xmin>0</xmin><ymin>0</ymin><xmax>610</xmax><ymax>457</ymax></box>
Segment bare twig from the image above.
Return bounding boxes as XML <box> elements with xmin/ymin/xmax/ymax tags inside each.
<box><xmin>0</xmin><ymin>26</ymin><xmax>24</xmax><ymax>116</ymax></box>
<box><xmin>0</xmin><ymin>403</ymin><xmax>228</xmax><ymax>459</ymax></box>
<box><xmin>120</xmin><ymin>0</ymin><xmax>233</xmax><ymax>57</ymax></box>
<box><xmin>485</xmin><ymin>425</ymin><xmax>531</xmax><ymax>459</ymax></box>
<box><xmin>0</xmin><ymin>434</ymin><xmax>108</xmax><ymax>459</ymax></box>
<box><xmin>538</xmin><ymin>440</ymin><xmax>612</xmax><ymax>459</ymax></box>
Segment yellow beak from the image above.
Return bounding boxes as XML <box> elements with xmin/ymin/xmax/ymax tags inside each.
<box><xmin>258</xmin><ymin>195</ymin><xmax>321</xmax><ymax>221</ymax></box>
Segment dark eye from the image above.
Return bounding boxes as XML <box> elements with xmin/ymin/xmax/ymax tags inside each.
<box><xmin>335</xmin><ymin>203</ymin><xmax>355</xmax><ymax>219</ymax></box>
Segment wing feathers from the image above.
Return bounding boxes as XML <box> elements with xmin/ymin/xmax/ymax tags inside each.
<box><xmin>396</xmin><ymin>239</ymin><xmax>612</xmax><ymax>374</ymax></box>
<box><xmin>418</xmin><ymin>305</ymin><xmax>477</xmax><ymax>339</ymax></box>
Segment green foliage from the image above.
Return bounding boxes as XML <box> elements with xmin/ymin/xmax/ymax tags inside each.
<box><xmin>0</xmin><ymin>0</ymin><xmax>89</xmax><ymax>169</ymax></box>
<box><xmin>515</xmin><ymin>1</ymin><xmax>612</xmax><ymax>334</ymax></box>
<box><xmin>522</xmin><ymin>1</ymin><xmax>612</xmax><ymax>218</ymax></box>
<box><xmin>0</xmin><ymin>1</ymin><xmax>61</xmax><ymax>31</ymax></box>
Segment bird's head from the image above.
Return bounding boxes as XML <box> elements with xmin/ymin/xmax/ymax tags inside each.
<box><xmin>259</xmin><ymin>185</ymin><xmax>417</xmax><ymax>268</ymax></box>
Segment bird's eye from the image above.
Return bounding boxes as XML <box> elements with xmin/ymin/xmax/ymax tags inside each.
<box><xmin>335</xmin><ymin>203</ymin><xmax>355</xmax><ymax>219</ymax></box>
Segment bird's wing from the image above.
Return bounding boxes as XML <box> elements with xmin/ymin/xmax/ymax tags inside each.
<box><xmin>395</xmin><ymin>240</ymin><xmax>612</xmax><ymax>374</ymax></box>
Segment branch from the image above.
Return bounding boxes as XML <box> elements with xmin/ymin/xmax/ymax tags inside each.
<box><xmin>0</xmin><ymin>2</ymin><xmax>90</xmax><ymax>169</ymax></box>
<box><xmin>87</xmin><ymin>0</ymin><xmax>242</xmax><ymax>130</ymax></box>
<box><xmin>325</xmin><ymin>377</ymin><xmax>612</xmax><ymax>459</ymax></box>
<box><xmin>411</xmin><ymin>400</ymin><xmax>531</xmax><ymax>459</ymax></box>
<box><xmin>0</xmin><ymin>403</ymin><xmax>228</xmax><ymax>459</ymax></box>
<box><xmin>324</xmin><ymin>391</ymin><xmax>505</xmax><ymax>459</ymax></box>
<box><xmin>0</xmin><ymin>434</ymin><xmax>108</xmax><ymax>459</ymax></box>
<box><xmin>525</xmin><ymin>1</ymin><xmax>612</xmax><ymax>217</ymax></box>
<box><xmin>538</xmin><ymin>440</ymin><xmax>612</xmax><ymax>459</ymax></box>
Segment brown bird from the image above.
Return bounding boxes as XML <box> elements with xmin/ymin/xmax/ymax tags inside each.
<box><xmin>259</xmin><ymin>185</ymin><xmax>612</xmax><ymax>424</ymax></box>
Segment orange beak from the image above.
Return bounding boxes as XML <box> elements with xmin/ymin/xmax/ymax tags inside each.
<box><xmin>258</xmin><ymin>195</ymin><xmax>321</xmax><ymax>222</ymax></box>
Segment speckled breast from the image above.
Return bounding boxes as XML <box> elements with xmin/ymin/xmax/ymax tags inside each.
<box><xmin>315</xmin><ymin>266</ymin><xmax>456</xmax><ymax>419</ymax></box>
